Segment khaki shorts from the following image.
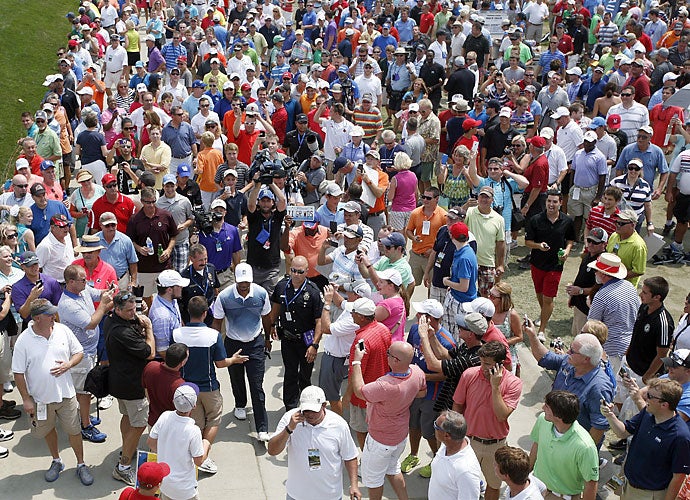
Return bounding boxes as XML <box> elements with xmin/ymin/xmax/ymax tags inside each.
<box><xmin>31</xmin><ymin>397</ymin><xmax>81</xmax><ymax>438</ymax></box>
<box><xmin>190</xmin><ymin>390</ymin><xmax>223</xmax><ymax>429</ymax></box>
<box><xmin>118</xmin><ymin>397</ymin><xmax>149</xmax><ymax>428</ymax></box>
<box><xmin>137</xmin><ymin>272</ymin><xmax>158</xmax><ymax>298</ymax></box>
<box><xmin>469</xmin><ymin>437</ymin><xmax>506</xmax><ymax>490</ymax></box>
<box><xmin>621</xmin><ymin>482</ymin><xmax>667</xmax><ymax>500</ymax></box>
<box><xmin>72</xmin><ymin>353</ymin><xmax>97</xmax><ymax>393</ymax></box>
<box><xmin>349</xmin><ymin>404</ymin><xmax>368</xmax><ymax>433</ymax></box>
<box><xmin>408</xmin><ymin>251</ymin><xmax>429</xmax><ymax>286</ymax></box>
<box><xmin>161</xmin><ymin>492</ymin><xmax>200</xmax><ymax>500</ymax></box>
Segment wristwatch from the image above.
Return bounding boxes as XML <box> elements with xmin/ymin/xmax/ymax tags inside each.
<box><xmin>310</xmin><ymin>343</ymin><xmax>319</xmax><ymax>350</ymax></box>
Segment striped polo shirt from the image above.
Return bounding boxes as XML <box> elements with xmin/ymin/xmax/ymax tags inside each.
<box><xmin>353</xmin><ymin>107</ymin><xmax>383</xmax><ymax>141</ymax></box>
<box><xmin>588</xmin><ymin>278</ymin><xmax>641</xmax><ymax>357</ymax></box>
<box><xmin>610</xmin><ymin>174</ymin><xmax>652</xmax><ymax>217</ymax></box>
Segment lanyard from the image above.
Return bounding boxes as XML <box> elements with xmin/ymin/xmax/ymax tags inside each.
<box><xmin>296</xmin><ymin>132</ymin><xmax>306</xmax><ymax>150</ymax></box>
<box><xmin>388</xmin><ymin>370</ymin><xmax>411</xmax><ymax>377</ymax></box>
<box><xmin>188</xmin><ymin>265</ymin><xmax>211</xmax><ymax>296</ymax></box>
<box><xmin>284</xmin><ymin>279</ymin><xmax>307</xmax><ymax>309</ymax></box>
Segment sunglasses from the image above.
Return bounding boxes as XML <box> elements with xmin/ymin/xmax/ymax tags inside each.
<box><xmin>14</xmin><ymin>184</ymin><xmax>28</xmax><ymax>188</ymax></box>
<box><xmin>5</xmin><ymin>234</ymin><xmax>17</xmax><ymax>239</ymax></box>
<box><xmin>123</xmin><ymin>126</ymin><xmax>135</xmax><ymax>130</ymax></box>
<box><xmin>627</xmin><ymin>166</ymin><xmax>641</xmax><ymax>171</ymax></box>
<box><xmin>421</xmin><ymin>195</ymin><xmax>436</xmax><ymax>200</ymax></box>
<box><xmin>615</xmin><ymin>220</ymin><xmax>634</xmax><ymax>226</ymax></box>
<box><xmin>586</xmin><ymin>238</ymin><xmax>602</xmax><ymax>244</ymax></box>
<box><xmin>621</xmin><ymin>93</ymin><xmax>633</xmax><ymax>97</ymax></box>
<box><xmin>290</xmin><ymin>268</ymin><xmax>306</xmax><ymax>274</ymax></box>
<box><xmin>103</xmin><ymin>223</ymin><xmax>117</xmax><ymax>228</ymax></box>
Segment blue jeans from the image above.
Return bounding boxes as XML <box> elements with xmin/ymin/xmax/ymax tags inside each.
<box><xmin>225</xmin><ymin>334</ymin><xmax>268</xmax><ymax>433</ymax></box>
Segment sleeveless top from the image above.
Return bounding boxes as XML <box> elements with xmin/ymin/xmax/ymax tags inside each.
<box><xmin>495</xmin><ymin>311</ymin><xmax>519</xmax><ymax>362</ymax></box>
<box><xmin>390</xmin><ymin>170</ymin><xmax>418</xmax><ymax>212</ymax></box>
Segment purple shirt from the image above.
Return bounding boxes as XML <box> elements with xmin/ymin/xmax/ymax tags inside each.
<box><xmin>147</xmin><ymin>47</ymin><xmax>165</xmax><ymax>73</ymax></box>
<box><xmin>12</xmin><ymin>273</ymin><xmax>63</xmax><ymax>320</ymax></box>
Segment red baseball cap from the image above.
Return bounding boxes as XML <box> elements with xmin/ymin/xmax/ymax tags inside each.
<box><xmin>241</xmin><ymin>83</ymin><xmax>251</xmax><ymax>91</ymax></box>
<box><xmin>607</xmin><ymin>114</ymin><xmax>622</xmax><ymax>130</ymax></box>
<box><xmin>462</xmin><ymin>118</ymin><xmax>482</xmax><ymax>131</ymax></box>
<box><xmin>102</xmin><ymin>173</ymin><xmax>117</xmax><ymax>185</ymax></box>
<box><xmin>449</xmin><ymin>222</ymin><xmax>469</xmax><ymax>239</ymax></box>
<box><xmin>282</xmin><ymin>72</ymin><xmax>293</xmax><ymax>80</ymax></box>
<box><xmin>528</xmin><ymin>136</ymin><xmax>546</xmax><ymax>148</ymax></box>
<box><xmin>137</xmin><ymin>462</ymin><xmax>170</xmax><ymax>490</ymax></box>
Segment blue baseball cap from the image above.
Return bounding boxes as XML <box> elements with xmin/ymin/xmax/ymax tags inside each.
<box><xmin>177</xmin><ymin>163</ymin><xmax>192</xmax><ymax>177</ymax></box>
<box><xmin>380</xmin><ymin>232</ymin><xmax>406</xmax><ymax>248</ymax></box>
<box><xmin>303</xmin><ymin>212</ymin><xmax>321</xmax><ymax>229</ymax></box>
<box><xmin>192</xmin><ymin>80</ymin><xmax>205</xmax><ymax>89</ymax></box>
<box><xmin>40</xmin><ymin>160</ymin><xmax>55</xmax><ymax>170</ymax></box>
<box><xmin>337</xmin><ymin>65</ymin><xmax>350</xmax><ymax>73</ymax></box>
<box><xmin>259</xmin><ymin>188</ymin><xmax>275</xmax><ymax>200</ymax></box>
<box><xmin>589</xmin><ymin>116</ymin><xmax>606</xmax><ymax>129</ymax></box>
<box><xmin>163</xmin><ymin>174</ymin><xmax>176</xmax><ymax>185</ymax></box>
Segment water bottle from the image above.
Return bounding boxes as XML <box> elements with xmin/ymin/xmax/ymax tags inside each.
<box><xmin>145</xmin><ymin>237</ymin><xmax>154</xmax><ymax>255</ymax></box>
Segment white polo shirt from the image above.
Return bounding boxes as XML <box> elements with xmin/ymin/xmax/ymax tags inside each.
<box><xmin>321</xmin><ymin>307</ymin><xmax>358</xmax><ymax>358</ymax></box>
<box><xmin>12</xmin><ymin>322</ymin><xmax>83</xmax><ymax>404</ymax></box>
<box><xmin>429</xmin><ymin>440</ymin><xmax>482</xmax><ymax>500</ymax></box>
<box><xmin>36</xmin><ymin>231</ymin><xmax>75</xmax><ymax>284</ymax></box>
<box><xmin>275</xmin><ymin>409</ymin><xmax>359</xmax><ymax>500</ymax></box>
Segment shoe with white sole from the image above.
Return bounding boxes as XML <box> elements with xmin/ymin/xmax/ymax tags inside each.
<box><xmin>234</xmin><ymin>407</ymin><xmax>247</xmax><ymax>420</ymax></box>
<box><xmin>98</xmin><ymin>395</ymin><xmax>113</xmax><ymax>410</ymax></box>
<box><xmin>3</xmin><ymin>382</ymin><xmax>13</xmax><ymax>393</ymax></box>
<box><xmin>0</xmin><ymin>428</ymin><xmax>13</xmax><ymax>442</ymax></box>
<box><xmin>537</xmin><ymin>332</ymin><xmax>547</xmax><ymax>344</ymax></box>
<box><xmin>257</xmin><ymin>431</ymin><xmax>271</xmax><ymax>441</ymax></box>
<box><xmin>198</xmin><ymin>457</ymin><xmax>218</xmax><ymax>474</ymax></box>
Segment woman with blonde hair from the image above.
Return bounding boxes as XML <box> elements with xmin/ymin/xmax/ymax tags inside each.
<box><xmin>439</xmin><ymin>145</ymin><xmax>473</xmax><ymax>208</ymax></box>
<box><xmin>489</xmin><ymin>282</ymin><xmax>524</xmax><ymax>376</ymax></box>
<box><xmin>388</xmin><ymin>152</ymin><xmax>418</xmax><ymax>238</ymax></box>
<box><xmin>0</xmin><ymin>224</ymin><xmax>24</xmax><ymax>266</ymax></box>
<box><xmin>403</xmin><ymin>78</ymin><xmax>428</xmax><ymax>103</ymax></box>
<box><xmin>124</xmin><ymin>19</ymin><xmax>141</xmax><ymax>68</ymax></box>
<box><xmin>9</xmin><ymin>206</ymin><xmax>35</xmax><ymax>254</ymax></box>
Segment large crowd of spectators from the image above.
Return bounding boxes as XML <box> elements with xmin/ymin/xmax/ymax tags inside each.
<box><xmin>2</xmin><ymin>0</ymin><xmax>690</xmax><ymax>498</ymax></box>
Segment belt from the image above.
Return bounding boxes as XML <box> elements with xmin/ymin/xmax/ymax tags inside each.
<box><xmin>575</xmin><ymin>185</ymin><xmax>598</xmax><ymax>190</ymax></box>
<box><xmin>173</xmin><ymin>155</ymin><xmax>191</xmax><ymax>159</ymax></box>
<box><xmin>412</xmin><ymin>250</ymin><xmax>430</xmax><ymax>258</ymax></box>
<box><xmin>470</xmin><ymin>436</ymin><xmax>503</xmax><ymax>445</ymax></box>
<box><xmin>216</xmin><ymin>268</ymin><xmax>229</xmax><ymax>274</ymax></box>
<box><xmin>108</xmin><ymin>70</ymin><xmax>122</xmax><ymax>73</ymax></box>
<box><xmin>369</xmin><ymin>210</ymin><xmax>384</xmax><ymax>217</ymax></box>
<box><xmin>324</xmin><ymin>351</ymin><xmax>347</xmax><ymax>358</ymax></box>
<box><xmin>546</xmin><ymin>489</ymin><xmax>581</xmax><ymax>500</ymax></box>
<box><xmin>529</xmin><ymin>22</ymin><xmax>543</xmax><ymax>25</ymax></box>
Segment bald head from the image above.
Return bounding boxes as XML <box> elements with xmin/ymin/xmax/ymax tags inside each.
<box><xmin>12</xmin><ymin>175</ymin><xmax>29</xmax><ymax>195</ymax></box>
<box><xmin>292</xmin><ymin>255</ymin><xmax>308</xmax><ymax>268</ymax></box>
<box><xmin>389</xmin><ymin>341</ymin><xmax>414</xmax><ymax>369</ymax></box>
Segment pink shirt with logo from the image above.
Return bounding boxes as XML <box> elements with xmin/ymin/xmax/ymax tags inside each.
<box><xmin>362</xmin><ymin>364</ymin><xmax>426</xmax><ymax>446</ymax></box>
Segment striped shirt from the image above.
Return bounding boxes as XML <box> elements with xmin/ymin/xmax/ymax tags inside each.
<box><xmin>330</xmin><ymin>247</ymin><xmax>364</xmax><ymax>283</ymax></box>
<box><xmin>538</xmin><ymin>50</ymin><xmax>566</xmax><ymax>76</ymax></box>
<box><xmin>598</xmin><ymin>23</ymin><xmax>619</xmax><ymax>47</ymax></box>
<box><xmin>588</xmin><ymin>278</ymin><xmax>641</xmax><ymax>357</ymax></box>
<box><xmin>586</xmin><ymin>204</ymin><xmax>619</xmax><ymax>236</ymax></box>
<box><xmin>607</xmin><ymin>102</ymin><xmax>650</xmax><ymax>144</ymax></box>
<box><xmin>353</xmin><ymin>107</ymin><xmax>383</xmax><ymax>141</ymax></box>
<box><xmin>610</xmin><ymin>174</ymin><xmax>652</xmax><ymax>217</ymax></box>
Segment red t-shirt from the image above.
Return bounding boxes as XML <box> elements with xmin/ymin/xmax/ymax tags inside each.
<box><xmin>523</xmin><ymin>155</ymin><xmax>549</xmax><ymax>193</ymax></box>
<box><xmin>649</xmin><ymin>104</ymin><xmax>685</xmax><ymax>148</ymax></box>
<box><xmin>420</xmin><ymin>13</ymin><xmax>435</xmax><ymax>35</ymax></box>
<box><xmin>72</xmin><ymin>257</ymin><xmax>118</xmax><ymax>298</ymax></box>
<box><xmin>141</xmin><ymin>361</ymin><xmax>185</xmax><ymax>426</ymax></box>
<box><xmin>231</xmin><ymin>128</ymin><xmax>261</xmax><ymax>166</ymax></box>
<box><xmin>349</xmin><ymin>321</ymin><xmax>392</xmax><ymax>409</ymax></box>
<box><xmin>18</xmin><ymin>154</ymin><xmax>44</xmax><ymax>176</ymax></box>
<box><xmin>273</xmin><ymin>107</ymin><xmax>288</xmax><ymax>144</ymax></box>
<box><xmin>623</xmin><ymin>74</ymin><xmax>651</xmax><ymax>104</ymax></box>
<box><xmin>585</xmin><ymin>204</ymin><xmax>619</xmax><ymax>236</ymax></box>
<box><xmin>90</xmin><ymin>193</ymin><xmax>136</xmax><ymax>233</ymax></box>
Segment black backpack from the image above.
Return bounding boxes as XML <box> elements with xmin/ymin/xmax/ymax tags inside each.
<box><xmin>84</xmin><ymin>364</ymin><xmax>110</xmax><ymax>398</ymax></box>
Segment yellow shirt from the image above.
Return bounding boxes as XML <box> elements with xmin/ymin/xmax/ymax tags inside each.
<box><xmin>140</xmin><ymin>142</ymin><xmax>172</xmax><ymax>189</ymax></box>
<box><xmin>606</xmin><ymin>231</ymin><xmax>647</xmax><ymax>288</ymax></box>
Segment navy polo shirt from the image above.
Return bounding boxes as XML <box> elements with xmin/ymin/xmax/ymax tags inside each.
<box><xmin>29</xmin><ymin>200</ymin><xmax>73</xmax><ymax>244</ymax></box>
<box><xmin>539</xmin><ymin>351</ymin><xmax>614</xmax><ymax>431</ymax></box>
<box><xmin>624</xmin><ymin>408</ymin><xmax>690</xmax><ymax>490</ymax></box>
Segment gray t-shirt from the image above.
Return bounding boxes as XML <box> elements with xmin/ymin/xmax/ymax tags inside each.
<box><xmin>156</xmin><ymin>193</ymin><xmax>194</xmax><ymax>243</ymax></box>
<box><xmin>57</xmin><ymin>287</ymin><xmax>102</xmax><ymax>355</ymax></box>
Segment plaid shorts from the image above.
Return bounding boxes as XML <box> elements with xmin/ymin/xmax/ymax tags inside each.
<box><xmin>172</xmin><ymin>242</ymin><xmax>190</xmax><ymax>273</ymax></box>
<box><xmin>477</xmin><ymin>266</ymin><xmax>497</xmax><ymax>298</ymax></box>
<box><xmin>443</xmin><ymin>293</ymin><xmax>465</xmax><ymax>342</ymax></box>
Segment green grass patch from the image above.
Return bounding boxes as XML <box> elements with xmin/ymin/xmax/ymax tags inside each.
<box><xmin>0</xmin><ymin>0</ymin><xmax>74</xmax><ymax>180</ymax></box>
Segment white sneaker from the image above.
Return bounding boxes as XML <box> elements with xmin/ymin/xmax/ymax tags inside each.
<box><xmin>198</xmin><ymin>457</ymin><xmax>218</xmax><ymax>474</ymax></box>
<box><xmin>537</xmin><ymin>332</ymin><xmax>547</xmax><ymax>344</ymax></box>
<box><xmin>257</xmin><ymin>431</ymin><xmax>271</xmax><ymax>442</ymax></box>
<box><xmin>98</xmin><ymin>395</ymin><xmax>114</xmax><ymax>410</ymax></box>
<box><xmin>2</xmin><ymin>382</ymin><xmax>12</xmax><ymax>393</ymax></box>
<box><xmin>234</xmin><ymin>407</ymin><xmax>247</xmax><ymax>420</ymax></box>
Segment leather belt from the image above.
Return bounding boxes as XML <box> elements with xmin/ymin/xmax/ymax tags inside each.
<box><xmin>369</xmin><ymin>210</ymin><xmax>384</xmax><ymax>217</ymax></box>
<box><xmin>470</xmin><ymin>436</ymin><xmax>503</xmax><ymax>445</ymax></box>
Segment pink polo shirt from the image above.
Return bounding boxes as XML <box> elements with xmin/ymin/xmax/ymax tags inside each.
<box><xmin>453</xmin><ymin>366</ymin><xmax>522</xmax><ymax>440</ymax></box>
<box><xmin>72</xmin><ymin>257</ymin><xmax>117</xmax><ymax>307</ymax></box>
<box><xmin>362</xmin><ymin>364</ymin><xmax>426</xmax><ymax>446</ymax></box>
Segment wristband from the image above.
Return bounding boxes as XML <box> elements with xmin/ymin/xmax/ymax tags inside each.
<box><xmin>285</xmin><ymin>427</ymin><xmax>293</xmax><ymax>435</ymax></box>
<box><xmin>351</xmin><ymin>361</ymin><xmax>362</xmax><ymax>366</ymax></box>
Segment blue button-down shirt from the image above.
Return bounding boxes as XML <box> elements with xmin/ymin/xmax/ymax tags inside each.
<box><xmin>614</xmin><ymin>142</ymin><xmax>668</xmax><ymax>187</ymax></box>
<box><xmin>29</xmin><ymin>200</ymin><xmax>73</xmax><ymax>245</ymax></box>
<box><xmin>149</xmin><ymin>294</ymin><xmax>182</xmax><ymax>354</ymax></box>
<box><xmin>97</xmin><ymin>230</ymin><xmax>139</xmax><ymax>278</ymax></box>
<box><xmin>539</xmin><ymin>351</ymin><xmax>614</xmax><ymax>431</ymax></box>
<box><xmin>161</xmin><ymin>121</ymin><xmax>197</xmax><ymax>158</ymax></box>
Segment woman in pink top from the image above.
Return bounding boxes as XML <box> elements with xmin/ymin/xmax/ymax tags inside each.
<box><xmin>387</xmin><ymin>152</ymin><xmax>418</xmax><ymax>240</ymax></box>
<box><xmin>374</xmin><ymin>268</ymin><xmax>409</xmax><ymax>342</ymax></box>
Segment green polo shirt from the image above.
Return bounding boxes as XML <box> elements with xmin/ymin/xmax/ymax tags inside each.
<box><xmin>531</xmin><ymin>413</ymin><xmax>599</xmax><ymax>495</ymax></box>
<box><xmin>606</xmin><ymin>231</ymin><xmax>647</xmax><ymax>288</ymax></box>
<box><xmin>374</xmin><ymin>256</ymin><xmax>414</xmax><ymax>287</ymax></box>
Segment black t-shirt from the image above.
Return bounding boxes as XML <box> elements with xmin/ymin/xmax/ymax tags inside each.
<box><xmin>105</xmin><ymin>313</ymin><xmax>152</xmax><ymax>400</ymax></box>
<box><xmin>270</xmin><ymin>276</ymin><xmax>323</xmax><ymax>339</ymax></box>
<box><xmin>419</xmin><ymin>62</ymin><xmax>445</xmax><ymax>98</ymax></box>
<box><xmin>246</xmin><ymin>207</ymin><xmax>286</xmax><ymax>268</ymax></box>
<box><xmin>627</xmin><ymin>304</ymin><xmax>674</xmax><ymax>377</ymax></box>
<box><xmin>432</xmin><ymin>226</ymin><xmax>455</xmax><ymax>288</ymax></box>
<box><xmin>526</xmin><ymin>211</ymin><xmax>576</xmax><ymax>272</ymax></box>
<box><xmin>176</xmin><ymin>178</ymin><xmax>202</xmax><ymax>208</ymax></box>
<box><xmin>482</xmin><ymin>124</ymin><xmax>517</xmax><ymax>161</ymax></box>
<box><xmin>114</xmin><ymin>156</ymin><xmax>144</xmax><ymax>195</ymax></box>
<box><xmin>284</xmin><ymin>130</ymin><xmax>323</xmax><ymax>163</ymax></box>
<box><xmin>462</xmin><ymin>35</ymin><xmax>490</xmax><ymax>67</ymax></box>
<box><xmin>570</xmin><ymin>251</ymin><xmax>598</xmax><ymax>315</ymax></box>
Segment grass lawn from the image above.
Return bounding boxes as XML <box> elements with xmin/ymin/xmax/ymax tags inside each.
<box><xmin>0</xmin><ymin>0</ymin><xmax>73</xmax><ymax>181</ymax></box>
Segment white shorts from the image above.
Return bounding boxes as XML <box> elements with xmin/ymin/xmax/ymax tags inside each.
<box><xmin>360</xmin><ymin>434</ymin><xmax>407</xmax><ymax>488</ymax></box>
